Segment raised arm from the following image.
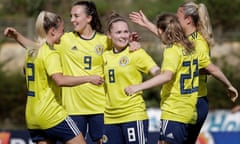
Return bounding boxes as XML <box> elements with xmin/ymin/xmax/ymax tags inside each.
<box><xmin>129</xmin><ymin>10</ymin><xmax>159</xmax><ymax>36</ymax></box>
<box><xmin>4</xmin><ymin>27</ymin><xmax>39</xmax><ymax>49</ymax></box>
<box><xmin>205</xmin><ymin>63</ymin><xmax>238</xmax><ymax>102</ymax></box>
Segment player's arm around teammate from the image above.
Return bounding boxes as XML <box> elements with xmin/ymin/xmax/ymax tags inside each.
<box><xmin>3</xmin><ymin>10</ymin><xmax>106</xmax><ymax>144</ymax></box>
<box><xmin>4</xmin><ymin>28</ymin><xmax>104</xmax><ymax>87</ymax></box>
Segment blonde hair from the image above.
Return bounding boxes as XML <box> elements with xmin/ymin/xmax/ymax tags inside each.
<box><xmin>180</xmin><ymin>2</ymin><xmax>215</xmax><ymax>47</ymax></box>
<box><xmin>28</xmin><ymin>11</ymin><xmax>62</xmax><ymax>57</ymax></box>
<box><xmin>156</xmin><ymin>13</ymin><xmax>194</xmax><ymax>53</ymax></box>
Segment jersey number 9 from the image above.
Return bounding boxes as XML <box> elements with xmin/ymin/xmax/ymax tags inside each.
<box><xmin>84</xmin><ymin>56</ymin><xmax>92</xmax><ymax>70</ymax></box>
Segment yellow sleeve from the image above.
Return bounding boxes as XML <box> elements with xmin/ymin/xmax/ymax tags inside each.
<box><xmin>198</xmin><ymin>50</ymin><xmax>211</xmax><ymax>69</ymax></box>
<box><xmin>161</xmin><ymin>46</ymin><xmax>180</xmax><ymax>73</ymax></box>
<box><xmin>45</xmin><ymin>51</ymin><xmax>62</xmax><ymax>76</ymax></box>
<box><xmin>135</xmin><ymin>49</ymin><xmax>158</xmax><ymax>74</ymax></box>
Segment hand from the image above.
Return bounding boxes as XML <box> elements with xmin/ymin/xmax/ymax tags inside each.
<box><xmin>4</xmin><ymin>27</ymin><xmax>18</xmax><ymax>39</ymax></box>
<box><xmin>88</xmin><ymin>75</ymin><xmax>104</xmax><ymax>85</ymax></box>
<box><xmin>231</xmin><ymin>105</ymin><xmax>240</xmax><ymax>113</ymax></box>
<box><xmin>129</xmin><ymin>10</ymin><xmax>150</xmax><ymax>28</ymax></box>
<box><xmin>129</xmin><ymin>32</ymin><xmax>141</xmax><ymax>42</ymax></box>
<box><xmin>124</xmin><ymin>85</ymin><xmax>140</xmax><ymax>96</ymax></box>
<box><xmin>227</xmin><ymin>86</ymin><xmax>238</xmax><ymax>102</ymax></box>
<box><xmin>129</xmin><ymin>41</ymin><xmax>141</xmax><ymax>52</ymax></box>
<box><xmin>129</xmin><ymin>32</ymin><xmax>141</xmax><ymax>52</ymax></box>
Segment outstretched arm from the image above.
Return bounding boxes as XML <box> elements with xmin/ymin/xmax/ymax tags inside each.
<box><xmin>129</xmin><ymin>10</ymin><xmax>159</xmax><ymax>36</ymax></box>
<box><xmin>125</xmin><ymin>70</ymin><xmax>172</xmax><ymax>95</ymax></box>
<box><xmin>4</xmin><ymin>27</ymin><xmax>39</xmax><ymax>48</ymax></box>
<box><xmin>205</xmin><ymin>63</ymin><xmax>238</xmax><ymax>102</ymax></box>
<box><xmin>51</xmin><ymin>73</ymin><xmax>104</xmax><ymax>87</ymax></box>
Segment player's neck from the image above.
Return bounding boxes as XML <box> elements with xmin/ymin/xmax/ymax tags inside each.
<box><xmin>185</xmin><ymin>25</ymin><xmax>197</xmax><ymax>36</ymax></box>
<box><xmin>78</xmin><ymin>26</ymin><xmax>95</xmax><ymax>39</ymax></box>
<box><xmin>46</xmin><ymin>40</ymin><xmax>54</xmax><ymax>50</ymax></box>
<box><xmin>113</xmin><ymin>46</ymin><xmax>127</xmax><ymax>54</ymax></box>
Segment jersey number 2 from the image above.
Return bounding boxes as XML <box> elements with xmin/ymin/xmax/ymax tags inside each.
<box><xmin>180</xmin><ymin>59</ymin><xmax>199</xmax><ymax>94</ymax></box>
<box><xmin>26</xmin><ymin>63</ymin><xmax>35</xmax><ymax>97</ymax></box>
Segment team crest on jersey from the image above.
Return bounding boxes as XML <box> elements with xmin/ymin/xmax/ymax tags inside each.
<box><xmin>102</xmin><ymin>135</ymin><xmax>108</xmax><ymax>143</ymax></box>
<box><xmin>95</xmin><ymin>44</ymin><xmax>104</xmax><ymax>55</ymax></box>
<box><xmin>119</xmin><ymin>56</ymin><xmax>129</xmax><ymax>66</ymax></box>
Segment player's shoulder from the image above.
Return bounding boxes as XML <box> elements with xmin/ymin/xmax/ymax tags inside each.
<box><xmin>41</xmin><ymin>43</ymin><xmax>57</xmax><ymax>52</ymax></box>
<box><xmin>95</xmin><ymin>32</ymin><xmax>107</xmax><ymax>37</ymax></box>
<box><xmin>165</xmin><ymin>44</ymin><xmax>180</xmax><ymax>52</ymax></box>
<box><xmin>103</xmin><ymin>49</ymin><xmax>112</xmax><ymax>54</ymax></box>
<box><xmin>131</xmin><ymin>48</ymin><xmax>147</xmax><ymax>55</ymax></box>
<box><xmin>63</xmin><ymin>31</ymin><xmax>73</xmax><ymax>36</ymax></box>
<box><xmin>95</xmin><ymin>32</ymin><xmax>107</xmax><ymax>40</ymax></box>
<box><xmin>62</xmin><ymin>31</ymin><xmax>78</xmax><ymax>39</ymax></box>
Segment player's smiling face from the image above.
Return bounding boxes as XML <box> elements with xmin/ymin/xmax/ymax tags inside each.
<box><xmin>107</xmin><ymin>21</ymin><xmax>130</xmax><ymax>51</ymax></box>
<box><xmin>70</xmin><ymin>5</ymin><xmax>92</xmax><ymax>32</ymax></box>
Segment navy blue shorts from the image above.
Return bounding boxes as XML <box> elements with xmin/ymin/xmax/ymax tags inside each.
<box><xmin>70</xmin><ymin>114</ymin><xmax>104</xmax><ymax>142</ymax></box>
<box><xmin>159</xmin><ymin>119</ymin><xmax>189</xmax><ymax>144</ymax></box>
<box><xmin>185</xmin><ymin>96</ymin><xmax>208</xmax><ymax>144</ymax></box>
<box><xmin>28</xmin><ymin>116</ymin><xmax>81</xmax><ymax>143</ymax></box>
<box><xmin>103</xmin><ymin>120</ymin><xmax>148</xmax><ymax>144</ymax></box>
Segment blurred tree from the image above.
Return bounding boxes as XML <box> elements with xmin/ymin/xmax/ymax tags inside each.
<box><xmin>198</xmin><ymin>0</ymin><xmax>240</xmax><ymax>40</ymax></box>
<box><xmin>207</xmin><ymin>56</ymin><xmax>240</xmax><ymax>109</ymax></box>
<box><xmin>199</xmin><ymin>0</ymin><xmax>240</xmax><ymax>30</ymax></box>
<box><xmin>0</xmin><ymin>60</ymin><xmax>26</xmax><ymax>128</ymax></box>
<box><xmin>26</xmin><ymin>0</ymin><xmax>44</xmax><ymax>16</ymax></box>
<box><xmin>1</xmin><ymin>0</ymin><xmax>44</xmax><ymax>17</ymax></box>
<box><xmin>1</xmin><ymin>0</ymin><xmax>27</xmax><ymax>15</ymax></box>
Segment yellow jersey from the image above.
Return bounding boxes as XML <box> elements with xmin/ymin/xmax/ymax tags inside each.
<box><xmin>160</xmin><ymin>43</ymin><xmax>210</xmax><ymax>124</ymax></box>
<box><xmin>189</xmin><ymin>32</ymin><xmax>210</xmax><ymax>97</ymax></box>
<box><xmin>25</xmin><ymin>43</ymin><xmax>67</xmax><ymax>129</ymax></box>
<box><xmin>55</xmin><ymin>31</ymin><xmax>108</xmax><ymax>115</ymax></box>
<box><xmin>103</xmin><ymin>47</ymin><xmax>158</xmax><ymax>124</ymax></box>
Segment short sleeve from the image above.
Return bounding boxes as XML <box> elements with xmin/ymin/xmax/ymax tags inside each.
<box><xmin>44</xmin><ymin>51</ymin><xmax>62</xmax><ymax>76</ymax></box>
